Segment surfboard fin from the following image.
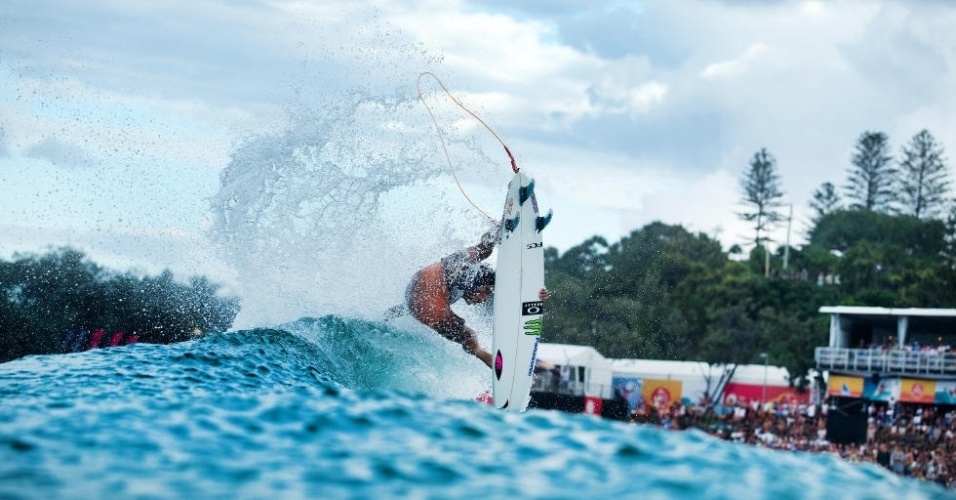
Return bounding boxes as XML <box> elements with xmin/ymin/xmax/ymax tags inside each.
<box><xmin>504</xmin><ymin>215</ymin><xmax>520</xmax><ymax>234</ymax></box>
<box><xmin>535</xmin><ymin>210</ymin><xmax>552</xmax><ymax>232</ymax></box>
<box><xmin>519</xmin><ymin>179</ymin><xmax>535</xmax><ymax>205</ymax></box>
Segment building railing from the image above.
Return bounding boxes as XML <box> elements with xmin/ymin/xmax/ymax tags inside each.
<box><xmin>815</xmin><ymin>347</ymin><xmax>956</xmax><ymax>376</ymax></box>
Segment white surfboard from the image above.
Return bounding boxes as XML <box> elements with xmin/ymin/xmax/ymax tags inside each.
<box><xmin>492</xmin><ymin>171</ymin><xmax>551</xmax><ymax>412</ymax></box>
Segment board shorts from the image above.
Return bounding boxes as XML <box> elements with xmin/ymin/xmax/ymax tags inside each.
<box><xmin>404</xmin><ymin>262</ymin><xmax>472</xmax><ymax>352</ymax></box>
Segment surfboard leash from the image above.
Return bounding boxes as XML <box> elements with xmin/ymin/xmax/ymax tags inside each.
<box><xmin>417</xmin><ymin>71</ymin><xmax>520</xmax><ymax>222</ymax></box>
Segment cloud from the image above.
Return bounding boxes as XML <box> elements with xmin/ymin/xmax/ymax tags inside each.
<box><xmin>0</xmin><ymin>126</ymin><xmax>8</xmax><ymax>156</ymax></box>
<box><xmin>2</xmin><ymin>0</ymin><xmax>956</xmax><ymax>264</ymax></box>
<box><xmin>25</xmin><ymin>137</ymin><xmax>96</xmax><ymax>169</ymax></box>
<box><xmin>700</xmin><ymin>43</ymin><xmax>773</xmax><ymax>79</ymax></box>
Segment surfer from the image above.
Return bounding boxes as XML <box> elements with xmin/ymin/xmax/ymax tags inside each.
<box><xmin>404</xmin><ymin>225</ymin><xmax>549</xmax><ymax>368</ymax></box>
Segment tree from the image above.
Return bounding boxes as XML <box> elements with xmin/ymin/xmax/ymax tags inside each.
<box><xmin>738</xmin><ymin>148</ymin><xmax>786</xmax><ymax>249</ymax></box>
<box><xmin>844</xmin><ymin>131</ymin><xmax>896</xmax><ymax>213</ymax></box>
<box><xmin>898</xmin><ymin>129</ymin><xmax>951</xmax><ymax>219</ymax></box>
<box><xmin>946</xmin><ymin>205</ymin><xmax>956</xmax><ymax>265</ymax></box>
<box><xmin>809</xmin><ymin>210</ymin><xmax>945</xmax><ymax>258</ymax></box>
<box><xmin>808</xmin><ymin>182</ymin><xmax>840</xmax><ymax>224</ymax></box>
<box><xmin>0</xmin><ymin>248</ymin><xmax>240</xmax><ymax>363</ymax></box>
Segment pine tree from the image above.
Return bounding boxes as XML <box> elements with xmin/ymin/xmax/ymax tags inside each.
<box><xmin>809</xmin><ymin>181</ymin><xmax>840</xmax><ymax>224</ymax></box>
<box><xmin>945</xmin><ymin>204</ymin><xmax>956</xmax><ymax>267</ymax></box>
<box><xmin>899</xmin><ymin>129</ymin><xmax>951</xmax><ymax>219</ymax></box>
<box><xmin>844</xmin><ymin>131</ymin><xmax>896</xmax><ymax>213</ymax></box>
<box><xmin>738</xmin><ymin>148</ymin><xmax>786</xmax><ymax>248</ymax></box>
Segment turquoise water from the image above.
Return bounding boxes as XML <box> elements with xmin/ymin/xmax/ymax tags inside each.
<box><xmin>1</xmin><ymin>316</ymin><xmax>951</xmax><ymax>499</ymax></box>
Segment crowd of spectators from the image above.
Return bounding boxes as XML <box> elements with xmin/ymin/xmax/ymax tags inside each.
<box><xmin>858</xmin><ymin>337</ymin><xmax>952</xmax><ymax>355</ymax></box>
<box><xmin>628</xmin><ymin>399</ymin><xmax>956</xmax><ymax>490</ymax></box>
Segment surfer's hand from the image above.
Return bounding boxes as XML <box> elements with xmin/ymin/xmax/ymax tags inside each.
<box><xmin>539</xmin><ymin>287</ymin><xmax>550</xmax><ymax>300</ymax></box>
<box><xmin>479</xmin><ymin>223</ymin><xmax>501</xmax><ymax>248</ymax></box>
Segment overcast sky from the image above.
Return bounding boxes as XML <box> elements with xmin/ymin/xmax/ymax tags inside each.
<box><xmin>2</xmin><ymin>0</ymin><xmax>955</xmax><ymax>324</ymax></box>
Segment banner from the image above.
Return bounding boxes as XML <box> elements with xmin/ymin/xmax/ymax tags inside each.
<box><xmin>641</xmin><ymin>379</ymin><xmax>683</xmax><ymax>409</ymax></box>
<box><xmin>899</xmin><ymin>378</ymin><xmax>936</xmax><ymax>404</ymax></box>
<box><xmin>583</xmin><ymin>396</ymin><xmax>603</xmax><ymax>415</ymax></box>
<box><xmin>723</xmin><ymin>382</ymin><xmax>810</xmax><ymax>406</ymax></box>
<box><xmin>935</xmin><ymin>381</ymin><xmax>956</xmax><ymax>404</ymax></box>
<box><xmin>612</xmin><ymin>377</ymin><xmax>643</xmax><ymax>411</ymax></box>
<box><xmin>862</xmin><ymin>377</ymin><xmax>899</xmax><ymax>402</ymax></box>
<box><xmin>827</xmin><ymin>375</ymin><xmax>864</xmax><ymax>398</ymax></box>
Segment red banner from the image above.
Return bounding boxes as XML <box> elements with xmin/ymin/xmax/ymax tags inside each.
<box><xmin>584</xmin><ymin>396</ymin><xmax>603</xmax><ymax>415</ymax></box>
<box><xmin>723</xmin><ymin>382</ymin><xmax>809</xmax><ymax>406</ymax></box>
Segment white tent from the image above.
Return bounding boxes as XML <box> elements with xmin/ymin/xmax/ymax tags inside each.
<box><xmin>536</xmin><ymin>343</ymin><xmax>614</xmax><ymax>398</ymax></box>
<box><xmin>611</xmin><ymin>358</ymin><xmax>791</xmax><ymax>385</ymax></box>
<box><xmin>610</xmin><ymin>358</ymin><xmax>796</xmax><ymax>404</ymax></box>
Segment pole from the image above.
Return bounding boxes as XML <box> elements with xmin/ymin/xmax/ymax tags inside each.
<box><xmin>760</xmin><ymin>352</ymin><xmax>768</xmax><ymax>406</ymax></box>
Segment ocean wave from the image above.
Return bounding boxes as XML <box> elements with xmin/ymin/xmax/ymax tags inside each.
<box><xmin>0</xmin><ymin>315</ymin><xmax>951</xmax><ymax>499</ymax></box>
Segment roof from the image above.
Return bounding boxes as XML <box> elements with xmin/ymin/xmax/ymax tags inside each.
<box><xmin>537</xmin><ymin>343</ymin><xmax>611</xmax><ymax>368</ymax></box>
<box><xmin>610</xmin><ymin>358</ymin><xmax>794</xmax><ymax>385</ymax></box>
<box><xmin>539</xmin><ymin>344</ymin><xmax>806</xmax><ymax>384</ymax></box>
<box><xmin>820</xmin><ymin>306</ymin><xmax>956</xmax><ymax>318</ymax></box>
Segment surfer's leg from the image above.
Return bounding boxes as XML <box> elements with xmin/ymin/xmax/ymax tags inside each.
<box><xmin>437</xmin><ymin>321</ymin><xmax>491</xmax><ymax>369</ymax></box>
<box><xmin>472</xmin><ymin>347</ymin><xmax>493</xmax><ymax>369</ymax></box>
<box><xmin>464</xmin><ymin>335</ymin><xmax>492</xmax><ymax>369</ymax></box>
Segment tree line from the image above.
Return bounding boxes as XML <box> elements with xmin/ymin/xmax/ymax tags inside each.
<box><xmin>543</xmin><ymin>128</ymin><xmax>956</xmax><ymax>396</ymax></box>
<box><xmin>0</xmin><ymin>248</ymin><xmax>240</xmax><ymax>363</ymax></box>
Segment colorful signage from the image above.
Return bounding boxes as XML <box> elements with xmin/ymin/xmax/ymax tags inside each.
<box><xmin>611</xmin><ymin>377</ymin><xmax>684</xmax><ymax>410</ymax></box>
<box><xmin>900</xmin><ymin>378</ymin><xmax>936</xmax><ymax>404</ymax></box>
<box><xmin>722</xmin><ymin>382</ymin><xmax>810</xmax><ymax>406</ymax></box>
<box><xmin>612</xmin><ymin>377</ymin><xmax>643</xmax><ymax>411</ymax></box>
<box><xmin>827</xmin><ymin>375</ymin><xmax>864</xmax><ymax>397</ymax></box>
<box><xmin>935</xmin><ymin>381</ymin><xmax>956</xmax><ymax>404</ymax></box>
<box><xmin>862</xmin><ymin>377</ymin><xmax>900</xmax><ymax>402</ymax></box>
<box><xmin>642</xmin><ymin>379</ymin><xmax>683</xmax><ymax>409</ymax></box>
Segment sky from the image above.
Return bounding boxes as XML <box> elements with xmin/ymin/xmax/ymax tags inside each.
<box><xmin>2</xmin><ymin>0</ymin><xmax>956</xmax><ymax>324</ymax></box>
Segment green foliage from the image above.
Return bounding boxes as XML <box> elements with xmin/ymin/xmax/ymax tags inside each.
<box><xmin>898</xmin><ymin>129</ymin><xmax>951</xmax><ymax>219</ymax></box>
<box><xmin>0</xmin><ymin>248</ymin><xmax>240</xmax><ymax>363</ymax></box>
<box><xmin>845</xmin><ymin>131</ymin><xmax>897</xmax><ymax>213</ymax></box>
<box><xmin>809</xmin><ymin>209</ymin><xmax>945</xmax><ymax>255</ymax></box>
<box><xmin>809</xmin><ymin>181</ymin><xmax>841</xmax><ymax>224</ymax></box>
<box><xmin>544</xmin><ymin>206</ymin><xmax>955</xmax><ymax>387</ymax></box>
<box><xmin>738</xmin><ymin>148</ymin><xmax>786</xmax><ymax>247</ymax></box>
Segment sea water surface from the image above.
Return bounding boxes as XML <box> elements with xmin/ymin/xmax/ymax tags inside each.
<box><xmin>0</xmin><ymin>316</ymin><xmax>951</xmax><ymax>499</ymax></box>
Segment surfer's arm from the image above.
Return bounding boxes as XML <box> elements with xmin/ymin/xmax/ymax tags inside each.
<box><xmin>466</xmin><ymin>224</ymin><xmax>500</xmax><ymax>262</ymax></box>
